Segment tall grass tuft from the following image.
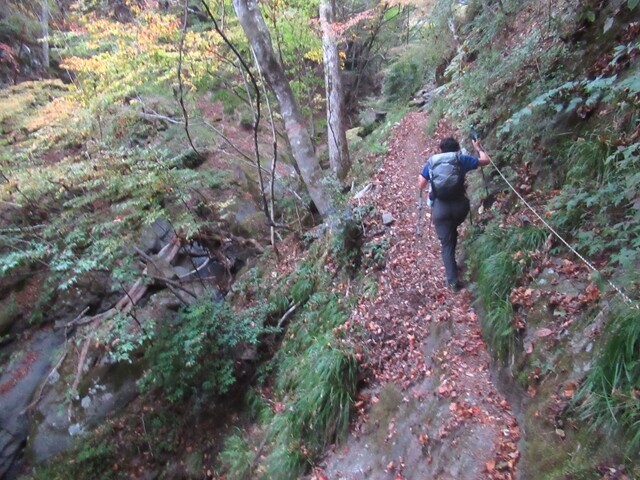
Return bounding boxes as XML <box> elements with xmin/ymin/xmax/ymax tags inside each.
<box><xmin>578</xmin><ymin>306</ymin><xmax>640</xmax><ymax>455</ymax></box>
<box><xmin>264</xmin><ymin>443</ymin><xmax>307</xmax><ymax>480</ymax></box>
<box><xmin>266</xmin><ymin>334</ymin><xmax>357</xmax><ymax>478</ymax></box>
<box><xmin>509</xmin><ymin>225</ymin><xmax>547</xmax><ymax>252</ymax></box>
<box><xmin>478</xmin><ymin>251</ymin><xmax>521</xmax><ymax>310</ymax></box>
<box><xmin>467</xmin><ymin>224</ymin><xmax>529</xmax><ymax>361</ymax></box>
<box><xmin>289</xmin><ymin>339</ymin><xmax>357</xmax><ymax>448</ymax></box>
<box><xmin>565</xmin><ymin>136</ymin><xmax>614</xmax><ymax>185</ymax></box>
<box><xmin>481</xmin><ymin>296</ymin><xmax>515</xmax><ymax>361</ymax></box>
<box><xmin>219</xmin><ymin>434</ymin><xmax>253</xmax><ymax>480</ymax></box>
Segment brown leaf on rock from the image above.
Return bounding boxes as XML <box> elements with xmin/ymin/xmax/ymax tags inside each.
<box><xmin>535</xmin><ymin>328</ymin><xmax>553</xmax><ymax>337</ymax></box>
<box><xmin>563</xmin><ymin>382</ymin><xmax>577</xmax><ymax>399</ymax></box>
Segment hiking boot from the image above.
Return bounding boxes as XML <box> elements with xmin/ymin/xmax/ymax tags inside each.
<box><xmin>449</xmin><ymin>281</ymin><xmax>462</xmax><ymax>292</ymax></box>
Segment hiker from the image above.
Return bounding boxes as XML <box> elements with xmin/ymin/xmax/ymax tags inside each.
<box><xmin>418</xmin><ymin>137</ymin><xmax>491</xmax><ymax>291</ymax></box>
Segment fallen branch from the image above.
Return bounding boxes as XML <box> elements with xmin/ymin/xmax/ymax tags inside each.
<box><xmin>70</xmin><ymin>337</ymin><xmax>91</xmax><ymax>401</ymax></box>
<box><xmin>61</xmin><ymin>236</ymin><xmax>182</xmax><ymax>330</ymax></box>
<box><xmin>21</xmin><ymin>345</ymin><xmax>69</xmax><ymax>414</ymax></box>
<box><xmin>177</xmin><ymin>256</ymin><xmax>210</xmax><ymax>279</ymax></box>
<box><xmin>139</xmin><ymin>111</ymin><xmax>183</xmax><ymax>125</ymax></box>
<box><xmin>0</xmin><ymin>199</ymin><xmax>24</xmax><ymax>208</ymax></box>
<box><xmin>277</xmin><ymin>302</ymin><xmax>299</xmax><ymax>329</ymax></box>
<box><xmin>145</xmin><ymin>274</ymin><xmax>197</xmax><ymax>298</ymax></box>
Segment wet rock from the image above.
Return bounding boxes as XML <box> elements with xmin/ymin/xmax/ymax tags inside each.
<box><xmin>27</xmin><ymin>356</ymin><xmax>141</xmax><ymax>465</ymax></box>
<box><xmin>219</xmin><ymin>196</ymin><xmax>265</xmax><ymax>239</ymax></box>
<box><xmin>174</xmin><ymin>265</ymin><xmax>192</xmax><ymax>278</ymax></box>
<box><xmin>68</xmin><ymin>423</ymin><xmax>84</xmax><ymax>436</ymax></box>
<box><xmin>361</xmin><ymin>109</ymin><xmax>387</xmax><ymax>125</ymax></box>
<box><xmin>51</xmin><ymin>271</ymin><xmax>118</xmax><ymax>324</ymax></box>
<box><xmin>147</xmin><ymin>255</ymin><xmax>178</xmax><ymax>281</ymax></box>
<box><xmin>0</xmin><ymin>329</ymin><xmax>65</xmax><ymax>478</ymax></box>
<box><xmin>147</xmin><ymin>289</ymin><xmax>185</xmax><ymax>313</ymax></box>
<box><xmin>138</xmin><ymin>219</ymin><xmax>173</xmax><ymax>254</ymax></box>
<box><xmin>410</xmin><ymin>85</ymin><xmax>447</xmax><ymax>110</ymax></box>
<box><xmin>80</xmin><ymin>396</ymin><xmax>91</xmax><ymax>409</ymax></box>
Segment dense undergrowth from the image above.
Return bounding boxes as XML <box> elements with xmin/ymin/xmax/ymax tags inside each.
<box><xmin>2</xmin><ymin>0</ymin><xmax>640</xmax><ymax>478</ymax></box>
<box><xmin>29</xmin><ymin>232</ymin><xmax>369</xmax><ymax>479</ymax></box>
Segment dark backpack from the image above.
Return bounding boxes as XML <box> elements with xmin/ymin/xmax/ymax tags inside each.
<box><xmin>428</xmin><ymin>152</ymin><xmax>465</xmax><ymax>201</ymax></box>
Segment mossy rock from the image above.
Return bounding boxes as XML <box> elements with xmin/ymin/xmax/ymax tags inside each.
<box><xmin>177</xmin><ymin>149</ymin><xmax>206</xmax><ymax>169</ymax></box>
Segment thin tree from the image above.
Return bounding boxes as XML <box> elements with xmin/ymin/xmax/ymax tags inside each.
<box><xmin>320</xmin><ymin>0</ymin><xmax>350</xmax><ymax>182</ymax></box>
<box><xmin>231</xmin><ymin>0</ymin><xmax>334</xmax><ymax>218</ymax></box>
<box><xmin>41</xmin><ymin>0</ymin><xmax>50</xmax><ymax>69</ymax></box>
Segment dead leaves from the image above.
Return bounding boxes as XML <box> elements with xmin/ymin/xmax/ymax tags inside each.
<box><xmin>339</xmin><ymin>111</ymin><xmax>522</xmax><ymax>479</ymax></box>
<box><xmin>487</xmin><ymin>419</ymin><xmax>521</xmax><ymax>480</ymax></box>
<box><xmin>449</xmin><ymin>401</ymin><xmax>481</xmax><ymax>420</ymax></box>
<box><xmin>535</xmin><ymin>328</ymin><xmax>553</xmax><ymax>338</ymax></box>
<box><xmin>437</xmin><ymin>380</ymin><xmax>458</xmax><ymax>399</ymax></box>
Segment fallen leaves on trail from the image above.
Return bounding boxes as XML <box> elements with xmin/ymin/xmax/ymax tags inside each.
<box><xmin>342</xmin><ymin>112</ymin><xmax>520</xmax><ymax>479</ymax></box>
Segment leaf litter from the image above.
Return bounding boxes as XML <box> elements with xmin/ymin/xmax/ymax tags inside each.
<box><xmin>314</xmin><ymin>112</ymin><xmax>520</xmax><ymax>479</ymax></box>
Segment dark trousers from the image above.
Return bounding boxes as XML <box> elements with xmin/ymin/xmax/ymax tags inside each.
<box><xmin>432</xmin><ymin>197</ymin><xmax>470</xmax><ymax>285</ymax></box>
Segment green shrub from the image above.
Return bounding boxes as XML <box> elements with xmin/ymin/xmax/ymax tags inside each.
<box><xmin>550</xmin><ymin>139</ymin><xmax>640</xmax><ymax>281</ymax></box>
<box><xmin>0</xmin><ymin>294</ymin><xmax>20</xmax><ymax>335</ymax></box>
<box><xmin>578</xmin><ymin>305</ymin><xmax>640</xmax><ymax>455</ymax></box>
<box><xmin>331</xmin><ymin>207</ymin><xmax>368</xmax><ymax>275</ymax></box>
<box><xmin>383</xmin><ymin>57</ymin><xmax>424</xmax><ymax>103</ymax></box>
<box><xmin>363</xmin><ymin>236</ymin><xmax>390</xmax><ymax>270</ymax></box>
<box><xmin>425</xmin><ymin>95</ymin><xmax>447</xmax><ymax>135</ymax></box>
<box><xmin>212</xmin><ymin>88</ymin><xmax>246</xmax><ymax>116</ymax></box>
<box><xmin>143</xmin><ymin>299</ymin><xmax>266</xmax><ymax>402</ymax></box>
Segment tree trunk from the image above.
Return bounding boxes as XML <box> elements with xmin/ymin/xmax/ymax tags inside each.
<box><xmin>41</xmin><ymin>0</ymin><xmax>50</xmax><ymax>69</ymax></box>
<box><xmin>320</xmin><ymin>0</ymin><xmax>350</xmax><ymax>182</ymax></box>
<box><xmin>232</xmin><ymin>0</ymin><xmax>334</xmax><ymax>217</ymax></box>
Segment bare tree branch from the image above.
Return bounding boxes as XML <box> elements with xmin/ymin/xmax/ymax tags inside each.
<box><xmin>178</xmin><ymin>0</ymin><xmax>201</xmax><ymax>156</ymax></box>
<box><xmin>201</xmin><ymin>0</ymin><xmax>281</xmax><ymax>230</ymax></box>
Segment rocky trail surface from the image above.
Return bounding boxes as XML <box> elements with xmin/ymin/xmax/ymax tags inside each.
<box><xmin>314</xmin><ymin>112</ymin><xmax>520</xmax><ymax>480</ymax></box>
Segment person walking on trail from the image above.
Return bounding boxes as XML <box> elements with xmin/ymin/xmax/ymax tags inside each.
<box><xmin>418</xmin><ymin>136</ymin><xmax>491</xmax><ymax>291</ymax></box>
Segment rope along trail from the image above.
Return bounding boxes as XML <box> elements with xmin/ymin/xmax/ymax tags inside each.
<box><xmin>484</xmin><ymin>154</ymin><xmax>639</xmax><ymax>309</ymax></box>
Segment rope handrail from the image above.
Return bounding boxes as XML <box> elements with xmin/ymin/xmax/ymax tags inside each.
<box><xmin>484</xmin><ymin>155</ymin><xmax>638</xmax><ymax>310</ymax></box>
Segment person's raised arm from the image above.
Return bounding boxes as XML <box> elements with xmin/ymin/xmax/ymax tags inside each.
<box><xmin>472</xmin><ymin>139</ymin><xmax>491</xmax><ymax>167</ymax></box>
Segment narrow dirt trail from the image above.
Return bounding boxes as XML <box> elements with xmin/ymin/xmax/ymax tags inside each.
<box><xmin>316</xmin><ymin>112</ymin><xmax>520</xmax><ymax>480</ymax></box>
